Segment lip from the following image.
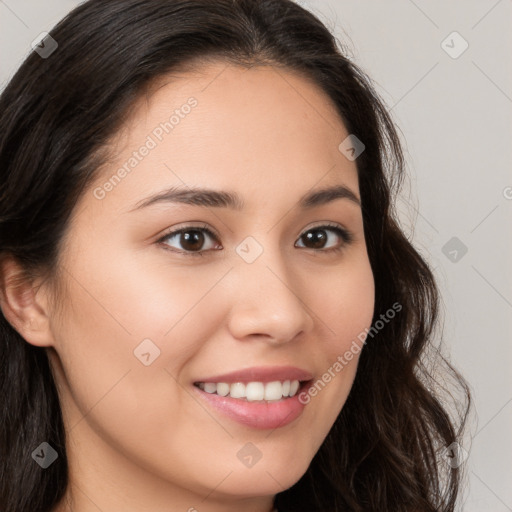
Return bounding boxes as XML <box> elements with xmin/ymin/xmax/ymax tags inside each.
<box><xmin>192</xmin><ymin>366</ymin><xmax>314</xmax><ymax>430</ymax></box>
<box><xmin>192</xmin><ymin>381</ymin><xmax>311</xmax><ymax>430</ymax></box>
<box><xmin>194</xmin><ymin>365</ymin><xmax>314</xmax><ymax>384</ymax></box>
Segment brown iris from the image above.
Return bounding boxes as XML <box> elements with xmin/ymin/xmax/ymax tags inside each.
<box><xmin>301</xmin><ymin>229</ymin><xmax>328</xmax><ymax>249</ymax></box>
<box><xmin>180</xmin><ymin>230</ymin><xmax>205</xmax><ymax>251</ymax></box>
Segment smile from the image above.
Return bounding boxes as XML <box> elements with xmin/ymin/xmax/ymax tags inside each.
<box><xmin>195</xmin><ymin>379</ymin><xmax>301</xmax><ymax>401</ymax></box>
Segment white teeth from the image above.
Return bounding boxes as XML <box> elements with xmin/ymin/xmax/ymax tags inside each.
<box><xmin>264</xmin><ymin>381</ymin><xmax>283</xmax><ymax>401</ymax></box>
<box><xmin>216</xmin><ymin>382</ymin><xmax>230</xmax><ymax>396</ymax></box>
<box><xmin>229</xmin><ymin>382</ymin><xmax>245</xmax><ymax>399</ymax></box>
<box><xmin>282</xmin><ymin>380</ymin><xmax>291</xmax><ymax>397</ymax></box>
<box><xmin>204</xmin><ymin>382</ymin><xmax>217</xmax><ymax>394</ymax></box>
<box><xmin>246</xmin><ymin>382</ymin><xmax>265</xmax><ymax>401</ymax></box>
<box><xmin>197</xmin><ymin>379</ymin><xmax>302</xmax><ymax>400</ymax></box>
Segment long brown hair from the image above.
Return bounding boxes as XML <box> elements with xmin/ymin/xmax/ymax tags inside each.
<box><xmin>0</xmin><ymin>1</ymin><xmax>470</xmax><ymax>510</ymax></box>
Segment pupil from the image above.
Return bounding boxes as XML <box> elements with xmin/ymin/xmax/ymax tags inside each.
<box><xmin>304</xmin><ymin>230</ymin><xmax>326</xmax><ymax>249</ymax></box>
<box><xmin>181</xmin><ymin>230</ymin><xmax>204</xmax><ymax>251</ymax></box>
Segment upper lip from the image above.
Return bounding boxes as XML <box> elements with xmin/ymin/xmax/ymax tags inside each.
<box><xmin>195</xmin><ymin>365</ymin><xmax>314</xmax><ymax>384</ymax></box>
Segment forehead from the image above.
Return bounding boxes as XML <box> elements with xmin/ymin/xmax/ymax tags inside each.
<box><xmin>86</xmin><ymin>61</ymin><xmax>359</xmax><ymax>215</ymax></box>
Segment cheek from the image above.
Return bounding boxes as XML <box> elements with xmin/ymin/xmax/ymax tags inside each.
<box><xmin>51</xmin><ymin>243</ymin><xmax>232</xmax><ymax>425</ymax></box>
<box><xmin>59</xmin><ymin>236</ymin><xmax>227</xmax><ymax>346</ymax></box>
<box><xmin>50</xmin><ymin>268</ymin><xmax>234</xmax><ymax>493</ymax></box>
<box><xmin>313</xmin><ymin>255</ymin><xmax>375</xmax><ymax>350</ymax></box>
<box><xmin>297</xmin><ymin>256</ymin><xmax>374</xmax><ymax>433</ymax></box>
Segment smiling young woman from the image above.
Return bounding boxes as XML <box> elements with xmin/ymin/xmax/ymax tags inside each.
<box><xmin>0</xmin><ymin>1</ymin><xmax>470</xmax><ymax>511</ymax></box>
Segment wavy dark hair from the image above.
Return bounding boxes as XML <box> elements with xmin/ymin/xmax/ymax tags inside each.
<box><xmin>0</xmin><ymin>0</ymin><xmax>470</xmax><ymax>510</ymax></box>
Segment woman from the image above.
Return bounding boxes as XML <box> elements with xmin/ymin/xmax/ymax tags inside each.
<box><xmin>0</xmin><ymin>0</ymin><xmax>470</xmax><ymax>511</ymax></box>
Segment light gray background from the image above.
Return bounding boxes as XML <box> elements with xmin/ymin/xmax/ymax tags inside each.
<box><xmin>1</xmin><ymin>1</ymin><xmax>511</xmax><ymax>510</ymax></box>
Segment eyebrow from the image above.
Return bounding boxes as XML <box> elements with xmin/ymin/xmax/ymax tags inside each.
<box><xmin>129</xmin><ymin>184</ymin><xmax>361</xmax><ymax>212</ymax></box>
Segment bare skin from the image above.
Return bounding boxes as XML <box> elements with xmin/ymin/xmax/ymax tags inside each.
<box><xmin>0</xmin><ymin>61</ymin><xmax>374</xmax><ymax>512</ymax></box>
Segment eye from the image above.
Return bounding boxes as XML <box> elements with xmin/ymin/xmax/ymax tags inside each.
<box><xmin>156</xmin><ymin>222</ymin><xmax>353</xmax><ymax>257</ymax></box>
<box><xmin>295</xmin><ymin>223</ymin><xmax>353</xmax><ymax>252</ymax></box>
<box><xmin>157</xmin><ymin>224</ymin><xmax>221</xmax><ymax>256</ymax></box>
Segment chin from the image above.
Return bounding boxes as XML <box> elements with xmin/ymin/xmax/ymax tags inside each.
<box><xmin>220</xmin><ymin>454</ymin><xmax>311</xmax><ymax>496</ymax></box>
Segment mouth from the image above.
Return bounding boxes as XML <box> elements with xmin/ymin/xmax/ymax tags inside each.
<box><xmin>191</xmin><ymin>366</ymin><xmax>314</xmax><ymax>430</ymax></box>
<box><xmin>193</xmin><ymin>379</ymin><xmax>305</xmax><ymax>402</ymax></box>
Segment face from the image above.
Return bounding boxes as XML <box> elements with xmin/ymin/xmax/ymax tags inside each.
<box><xmin>45</xmin><ymin>62</ymin><xmax>375</xmax><ymax>510</ymax></box>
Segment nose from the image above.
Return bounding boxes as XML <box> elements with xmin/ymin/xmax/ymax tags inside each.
<box><xmin>226</xmin><ymin>246</ymin><xmax>315</xmax><ymax>345</ymax></box>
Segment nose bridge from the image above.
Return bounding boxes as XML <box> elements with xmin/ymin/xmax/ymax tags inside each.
<box><xmin>227</xmin><ymin>237</ymin><xmax>314</xmax><ymax>343</ymax></box>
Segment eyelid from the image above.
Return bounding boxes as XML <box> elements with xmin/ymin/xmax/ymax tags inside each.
<box><xmin>157</xmin><ymin>222</ymin><xmax>220</xmax><ymax>240</ymax></box>
<box><xmin>300</xmin><ymin>220</ymin><xmax>349</xmax><ymax>236</ymax></box>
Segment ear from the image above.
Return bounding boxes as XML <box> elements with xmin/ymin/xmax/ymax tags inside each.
<box><xmin>0</xmin><ymin>256</ymin><xmax>54</xmax><ymax>347</ymax></box>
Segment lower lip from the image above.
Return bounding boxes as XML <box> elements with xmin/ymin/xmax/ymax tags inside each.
<box><xmin>193</xmin><ymin>385</ymin><xmax>309</xmax><ymax>430</ymax></box>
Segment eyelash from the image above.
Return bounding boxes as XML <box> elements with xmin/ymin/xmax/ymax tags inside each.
<box><xmin>156</xmin><ymin>222</ymin><xmax>353</xmax><ymax>257</ymax></box>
